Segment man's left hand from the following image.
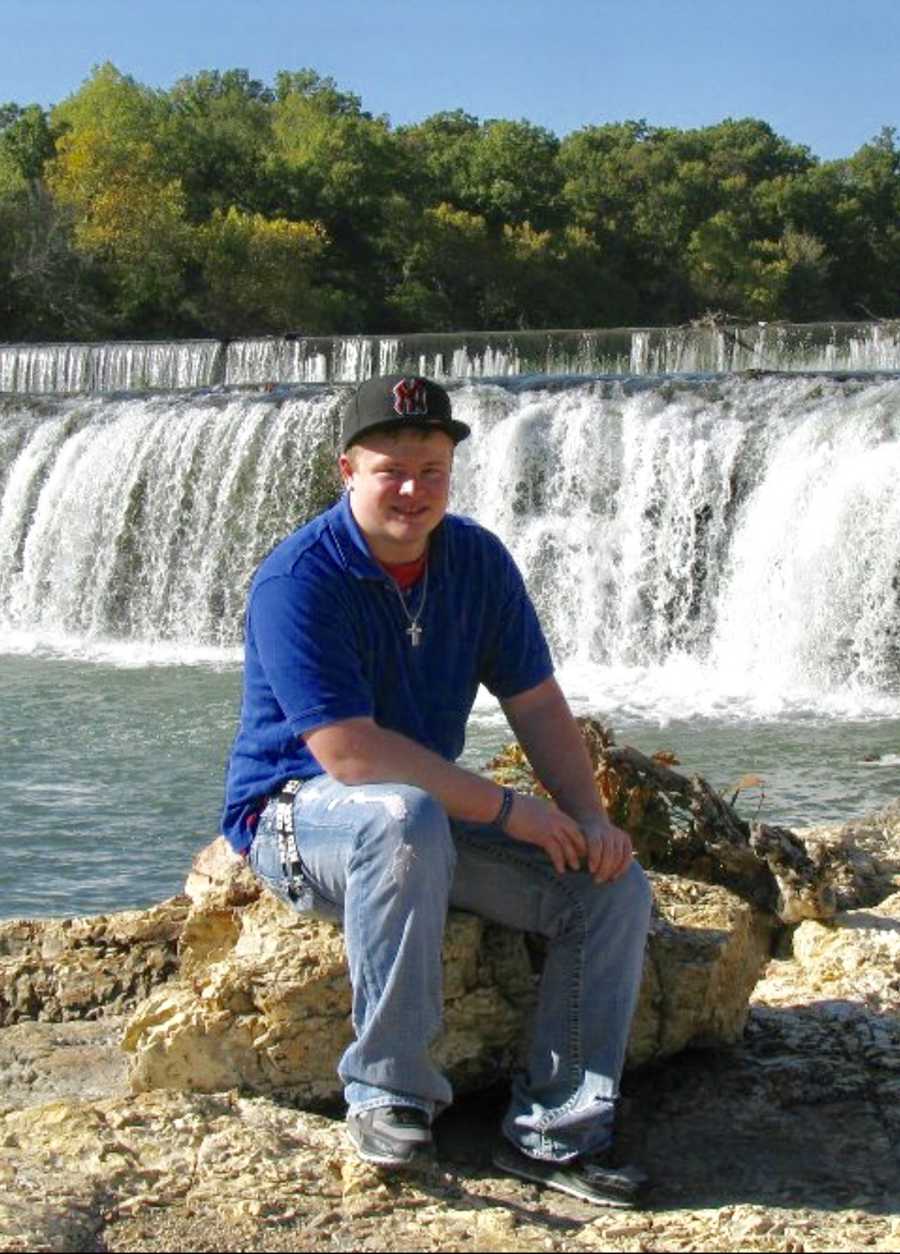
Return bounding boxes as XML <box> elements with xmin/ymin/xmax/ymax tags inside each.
<box><xmin>580</xmin><ymin>816</ymin><xmax>634</xmax><ymax>883</ymax></box>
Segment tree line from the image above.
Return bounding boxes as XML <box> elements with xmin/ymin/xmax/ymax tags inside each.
<box><xmin>1</xmin><ymin>63</ymin><xmax>898</xmax><ymax>342</ymax></box>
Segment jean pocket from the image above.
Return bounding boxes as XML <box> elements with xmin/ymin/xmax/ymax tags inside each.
<box><xmin>253</xmin><ymin>861</ymin><xmax>342</xmax><ymax>922</ymax></box>
<box><xmin>249</xmin><ymin>811</ymin><xmax>341</xmax><ymax>921</ymax></box>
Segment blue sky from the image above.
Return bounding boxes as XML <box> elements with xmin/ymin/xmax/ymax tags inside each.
<box><xmin>5</xmin><ymin>0</ymin><xmax>899</xmax><ymax>159</ymax></box>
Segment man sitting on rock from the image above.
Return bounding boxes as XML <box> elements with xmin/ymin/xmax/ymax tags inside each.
<box><xmin>221</xmin><ymin>374</ymin><xmax>652</xmax><ymax>1208</ymax></box>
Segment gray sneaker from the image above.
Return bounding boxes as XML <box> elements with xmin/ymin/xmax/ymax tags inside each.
<box><xmin>347</xmin><ymin>1105</ymin><xmax>433</xmax><ymax>1167</ymax></box>
<box><xmin>493</xmin><ymin>1138</ymin><xmax>650</xmax><ymax>1208</ymax></box>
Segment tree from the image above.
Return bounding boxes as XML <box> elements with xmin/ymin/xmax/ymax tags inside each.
<box><xmin>831</xmin><ymin>129</ymin><xmax>900</xmax><ymax>317</ymax></box>
<box><xmin>0</xmin><ymin>103</ymin><xmax>56</xmax><ymax>185</ymax></box>
<box><xmin>396</xmin><ymin>109</ymin><xmax>481</xmax><ymax>211</ymax></box>
<box><xmin>159</xmin><ymin>70</ymin><xmax>275</xmax><ymax>221</ymax></box>
<box><xmin>0</xmin><ymin>101</ymin><xmax>104</xmax><ymax>337</ymax></box>
<box><xmin>385</xmin><ymin>202</ymin><xmax>497</xmax><ymax>330</ymax></box>
<box><xmin>47</xmin><ymin>65</ymin><xmax>190</xmax><ymax>331</ymax></box>
<box><xmin>192</xmin><ymin>206</ymin><xmax>334</xmax><ymax>337</ymax></box>
<box><xmin>268</xmin><ymin>75</ymin><xmax>405</xmax><ymax>325</ymax></box>
<box><xmin>398</xmin><ymin>113</ymin><xmax>562</xmax><ymax>229</ymax></box>
<box><xmin>0</xmin><ymin>181</ymin><xmax>104</xmax><ymax>338</ymax></box>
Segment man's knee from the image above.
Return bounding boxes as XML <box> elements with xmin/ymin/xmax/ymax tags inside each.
<box><xmin>581</xmin><ymin>857</ymin><xmax>652</xmax><ymax>925</ymax></box>
<box><xmin>605</xmin><ymin>858</ymin><xmax>653</xmax><ymax>933</ymax></box>
<box><xmin>622</xmin><ymin>858</ymin><xmax>652</xmax><ymax>908</ymax></box>
<box><xmin>350</xmin><ymin>784</ymin><xmax>455</xmax><ymax>878</ymax></box>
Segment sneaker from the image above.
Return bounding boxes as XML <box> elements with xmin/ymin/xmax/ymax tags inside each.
<box><xmin>347</xmin><ymin>1105</ymin><xmax>433</xmax><ymax>1167</ymax></box>
<box><xmin>493</xmin><ymin>1138</ymin><xmax>649</xmax><ymax>1208</ymax></box>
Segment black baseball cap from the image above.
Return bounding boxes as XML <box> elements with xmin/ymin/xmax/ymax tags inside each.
<box><xmin>341</xmin><ymin>374</ymin><xmax>470</xmax><ymax>450</ymax></box>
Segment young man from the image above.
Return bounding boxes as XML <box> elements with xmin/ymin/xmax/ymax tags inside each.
<box><xmin>222</xmin><ymin>375</ymin><xmax>652</xmax><ymax>1208</ymax></box>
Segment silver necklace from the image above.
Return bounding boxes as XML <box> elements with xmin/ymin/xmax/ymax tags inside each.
<box><xmin>390</xmin><ymin>563</ymin><xmax>428</xmax><ymax>647</ymax></box>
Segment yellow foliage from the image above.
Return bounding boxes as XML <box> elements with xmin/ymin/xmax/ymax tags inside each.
<box><xmin>503</xmin><ymin>222</ymin><xmax>552</xmax><ymax>259</ymax></box>
<box><xmin>75</xmin><ymin>174</ymin><xmax>187</xmax><ymax>263</ymax></box>
<box><xmin>199</xmin><ymin>206</ymin><xmax>325</xmax><ymax>273</ymax></box>
<box><xmin>426</xmin><ymin>202</ymin><xmax>489</xmax><ymax>239</ymax></box>
<box><xmin>48</xmin><ymin>127</ymin><xmax>189</xmax><ymax>271</ymax></box>
<box><xmin>196</xmin><ymin>207</ymin><xmax>329</xmax><ymax>336</ymax></box>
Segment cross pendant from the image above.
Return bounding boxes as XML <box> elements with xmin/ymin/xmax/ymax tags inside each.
<box><xmin>407</xmin><ymin>622</ymin><xmax>423</xmax><ymax>647</ymax></box>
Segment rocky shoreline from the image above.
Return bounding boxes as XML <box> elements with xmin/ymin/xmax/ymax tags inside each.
<box><xmin>2</xmin><ymin>789</ymin><xmax>899</xmax><ymax>1252</ymax></box>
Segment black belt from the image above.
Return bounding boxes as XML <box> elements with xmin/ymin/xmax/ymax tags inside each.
<box><xmin>275</xmin><ymin>779</ymin><xmax>305</xmax><ymax>902</ymax></box>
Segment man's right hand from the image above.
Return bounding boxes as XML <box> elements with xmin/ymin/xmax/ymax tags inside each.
<box><xmin>504</xmin><ymin>794</ymin><xmax>587</xmax><ymax>875</ymax></box>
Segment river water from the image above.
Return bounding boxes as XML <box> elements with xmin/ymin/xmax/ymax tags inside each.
<box><xmin>2</xmin><ymin>370</ymin><xmax>900</xmax><ymax>919</ymax></box>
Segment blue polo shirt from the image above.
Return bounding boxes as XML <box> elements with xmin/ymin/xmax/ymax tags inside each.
<box><xmin>221</xmin><ymin>492</ymin><xmax>554</xmax><ymax>852</ymax></box>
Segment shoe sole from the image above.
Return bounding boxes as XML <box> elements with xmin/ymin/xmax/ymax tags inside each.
<box><xmin>347</xmin><ymin>1129</ymin><xmax>434</xmax><ymax>1170</ymax></box>
<box><xmin>492</xmin><ymin>1147</ymin><xmax>638</xmax><ymax>1209</ymax></box>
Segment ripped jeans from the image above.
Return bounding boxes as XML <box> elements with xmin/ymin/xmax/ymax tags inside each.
<box><xmin>248</xmin><ymin>776</ymin><xmax>652</xmax><ymax>1162</ymax></box>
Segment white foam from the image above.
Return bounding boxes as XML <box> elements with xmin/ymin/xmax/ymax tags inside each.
<box><xmin>0</xmin><ymin>627</ymin><xmax>240</xmax><ymax>669</ymax></box>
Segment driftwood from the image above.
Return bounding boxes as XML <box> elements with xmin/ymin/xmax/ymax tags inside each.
<box><xmin>487</xmin><ymin>718</ymin><xmax>843</xmax><ymax>924</ymax></box>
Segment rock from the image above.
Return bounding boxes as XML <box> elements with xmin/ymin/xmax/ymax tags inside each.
<box><xmin>124</xmin><ymin>893</ymin><xmax>533</xmax><ymax>1103</ymax></box>
<box><xmin>0</xmin><ymin>899</ymin><xmax>190</xmax><ymax>1027</ymax></box>
<box><xmin>0</xmin><ymin>1016</ymin><xmax>129</xmax><ymax>1111</ymax></box>
<box><xmin>123</xmin><ymin>860</ymin><xmax>771</xmax><ymax>1101</ymax></box>
<box><xmin>628</xmin><ymin>874</ymin><xmax>772</xmax><ymax>1065</ymax></box>
<box><xmin>184</xmin><ymin>836</ymin><xmax>260</xmax><ymax>909</ymax></box>
<box><xmin>791</xmin><ymin>890</ymin><xmax>900</xmax><ymax>1014</ymax></box>
<box><xmin>1</xmin><ymin>1074</ymin><xmax>898</xmax><ymax>1254</ymax></box>
<box><xmin>2</xmin><ymin>819</ymin><xmax>898</xmax><ymax>1254</ymax></box>
<box><xmin>795</xmin><ymin>801</ymin><xmax>900</xmax><ymax>911</ymax></box>
<box><xmin>732</xmin><ymin>891</ymin><xmax>900</xmax><ymax>1154</ymax></box>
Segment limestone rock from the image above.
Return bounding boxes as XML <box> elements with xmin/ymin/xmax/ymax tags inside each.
<box><xmin>0</xmin><ymin>899</ymin><xmax>189</xmax><ymax>1027</ymax></box>
<box><xmin>738</xmin><ymin>892</ymin><xmax>900</xmax><ymax>1154</ymax></box>
<box><xmin>184</xmin><ymin>835</ymin><xmax>260</xmax><ymax>909</ymax></box>
<box><xmin>1</xmin><ymin>1066</ymin><xmax>898</xmax><ymax>1254</ymax></box>
<box><xmin>628</xmin><ymin>873</ymin><xmax>772</xmax><ymax>1066</ymax></box>
<box><xmin>796</xmin><ymin>800</ymin><xmax>900</xmax><ymax>911</ymax></box>
<box><xmin>0</xmin><ymin>1016</ymin><xmax>129</xmax><ymax>1111</ymax></box>
<box><xmin>790</xmin><ymin>889</ymin><xmax>900</xmax><ymax>1014</ymax></box>
<box><xmin>124</xmin><ymin>894</ymin><xmax>529</xmax><ymax>1103</ymax></box>
<box><xmin>123</xmin><ymin>869</ymin><xmax>771</xmax><ymax>1101</ymax></box>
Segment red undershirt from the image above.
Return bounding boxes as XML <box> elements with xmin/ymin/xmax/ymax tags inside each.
<box><xmin>379</xmin><ymin>553</ymin><xmax>427</xmax><ymax>590</ymax></box>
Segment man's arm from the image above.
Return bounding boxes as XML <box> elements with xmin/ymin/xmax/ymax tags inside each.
<box><xmin>303</xmin><ymin>717</ymin><xmax>587</xmax><ymax>876</ymax></box>
<box><xmin>500</xmin><ymin>676</ymin><xmax>634</xmax><ymax>883</ymax></box>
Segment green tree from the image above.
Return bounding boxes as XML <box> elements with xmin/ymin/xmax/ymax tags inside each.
<box><xmin>0</xmin><ymin>101</ymin><xmax>104</xmax><ymax>337</ymax></box>
<box><xmin>0</xmin><ymin>103</ymin><xmax>56</xmax><ymax>186</ymax></box>
<box><xmin>831</xmin><ymin>128</ymin><xmax>900</xmax><ymax>317</ymax></box>
<box><xmin>268</xmin><ymin>72</ymin><xmax>405</xmax><ymax>325</ymax></box>
<box><xmin>159</xmin><ymin>70</ymin><xmax>275</xmax><ymax>221</ymax></box>
<box><xmin>192</xmin><ymin>206</ymin><xmax>334</xmax><ymax>337</ymax></box>
<box><xmin>385</xmin><ymin>202</ymin><xmax>497</xmax><ymax>330</ymax></box>
<box><xmin>47</xmin><ymin>65</ymin><xmax>189</xmax><ymax>331</ymax></box>
<box><xmin>399</xmin><ymin>113</ymin><xmax>561</xmax><ymax>228</ymax></box>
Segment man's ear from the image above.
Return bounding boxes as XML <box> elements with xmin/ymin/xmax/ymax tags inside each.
<box><xmin>338</xmin><ymin>452</ymin><xmax>354</xmax><ymax>491</ymax></box>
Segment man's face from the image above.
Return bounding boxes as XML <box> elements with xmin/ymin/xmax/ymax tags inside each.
<box><xmin>339</xmin><ymin>429</ymin><xmax>454</xmax><ymax>563</ymax></box>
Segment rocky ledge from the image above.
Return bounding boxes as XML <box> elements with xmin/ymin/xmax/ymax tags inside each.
<box><xmin>1</xmin><ymin>741</ymin><xmax>899</xmax><ymax>1253</ymax></box>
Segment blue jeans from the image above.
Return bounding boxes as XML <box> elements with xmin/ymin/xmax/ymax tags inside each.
<box><xmin>249</xmin><ymin>776</ymin><xmax>652</xmax><ymax>1162</ymax></box>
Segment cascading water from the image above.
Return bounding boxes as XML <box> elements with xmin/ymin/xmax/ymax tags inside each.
<box><xmin>2</xmin><ymin>374</ymin><xmax>899</xmax><ymax>717</ymax></box>
<box><xmin>0</xmin><ymin>340</ymin><xmax>224</xmax><ymax>394</ymax></box>
<box><xmin>450</xmin><ymin>376</ymin><xmax>900</xmax><ymax>720</ymax></box>
<box><xmin>5</xmin><ymin>322</ymin><xmax>900</xmax><ymax>395</ymax></box>
<box><xmin>0</xmin><ymin>390</ymin><xmax>339</xmax><ymax>660</ymax></box>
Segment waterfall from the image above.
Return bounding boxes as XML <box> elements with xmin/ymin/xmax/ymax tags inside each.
<box><xmin>0</xmin><ymin>389</ymin><xmax>340</xmax><ymax>659</ymax></box>
<box><xmin>450</xmin><ymin>376</ymin><xmax>900</xmax><ymax>716</ymax></box>
<box><xmin>1</xmin><ymin>376</ymin><xmax>899</xmax><ymax>717</ymax></box>
<box><xmin>4</xmin><ymin>323</ymin><xmax>900</xmax><ymax>395</ymax></box>
<box><xmin>0</xmin><ymin>340</ymin><xmax>224</xmax><ymax>394</ymax></box>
